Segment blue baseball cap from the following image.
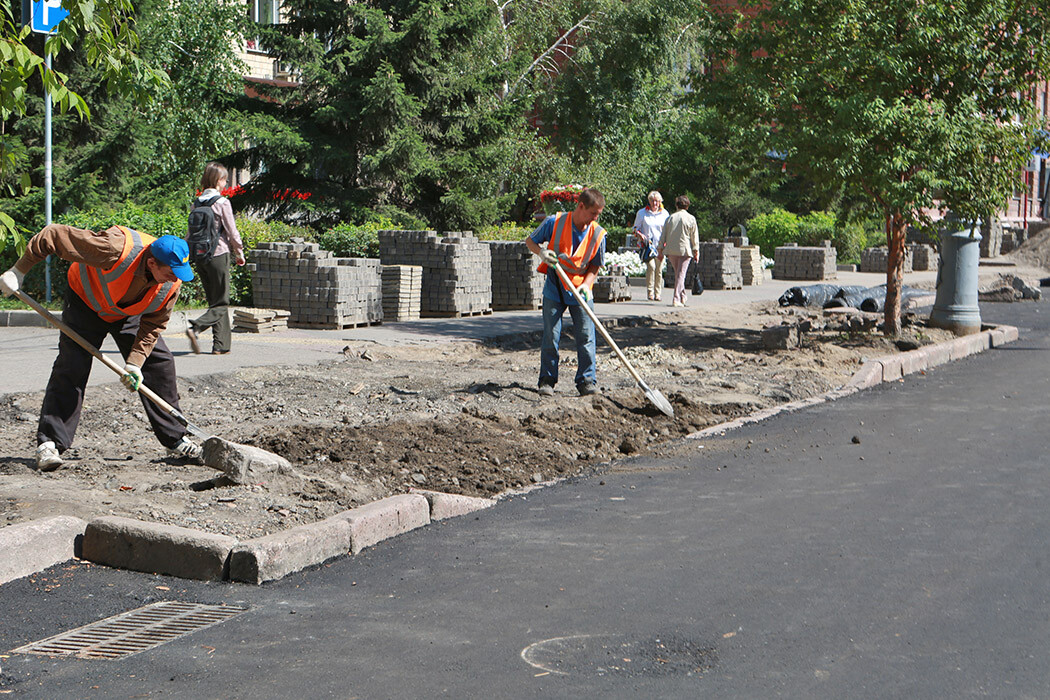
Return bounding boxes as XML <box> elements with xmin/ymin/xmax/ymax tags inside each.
<box><xmin>150</xmin><ymin>235</ymin><xmax>194</xmax><ymax>282</ymax></box>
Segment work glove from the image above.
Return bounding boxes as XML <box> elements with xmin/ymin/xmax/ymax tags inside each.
<box><xmin>542</xmin><ymin>248</ymin><xmax>559</xmax><ymax>266</ymax></box>
<box><xmin>121</xmin><ymin>364</ymin><xmax>142</xmax><ymax>393</ymax></box>
<box><xmin>0</xmin><ymin>267</ymin><xmax>24</xmax><ymax>298</ymax></box>
<box><xmin>576</xmin><ymin>284</ymin><xmax>593</xmax><ymax>304</ymax></box>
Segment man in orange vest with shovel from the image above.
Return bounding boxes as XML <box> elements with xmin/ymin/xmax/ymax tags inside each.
<box><xmin>525</xmin><ymin>187</ymin><xmax>607</xmax><ymax>397</ymax></box>
<box><xmin>1</xmin><ymin>224</ymin><xmax>203</xmax><ymax>470</ymax></box>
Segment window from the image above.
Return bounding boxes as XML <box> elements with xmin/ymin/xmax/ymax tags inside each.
<box><xmin>246</xmin><ymin>0</ymin><xmax>280</xmax><ymax>52</ymax></box>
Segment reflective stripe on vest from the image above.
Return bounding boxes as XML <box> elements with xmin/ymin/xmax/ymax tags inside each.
<box><xmin>68</xmin><ymin>226</ymin><xmax>180</xmax><ymax>322</ymax></box>
<box><xmin>536</xmin><ymin>211</ymin><xmax>606</xmax><ymax>290</ymax></box>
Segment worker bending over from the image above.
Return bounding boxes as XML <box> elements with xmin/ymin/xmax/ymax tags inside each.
<box><xmin>0</xmin><ymin>224</ymin><xmax>203</xmax><ymax>470</ymax></box>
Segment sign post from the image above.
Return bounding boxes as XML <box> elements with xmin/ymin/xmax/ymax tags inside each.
<box><xmin>22</xmin><ymin>0</ymin><xmax>69</xmax><ymax>303</ymax></box>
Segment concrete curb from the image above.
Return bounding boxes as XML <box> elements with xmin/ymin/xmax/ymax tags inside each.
<box><xmin>0</xmin><ymin>515</ymin><xmax>87</xmax><ymax>586</ymax></box>
<box><xmin>687</xmin><ymin>323</ymin><xmax>1018</xmax><ymax>440</ymax></box>
<box><xmin>0</xmin><ymin>324</ymin><xmax>1019</xmax><ymax>586</ymax></box>
<box><xmin>0</xmin><ymin>488</ymin><xmax>493</xmax><ymax>587</ymax></box>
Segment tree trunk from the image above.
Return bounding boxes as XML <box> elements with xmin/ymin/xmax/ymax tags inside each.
<box><xmin>883</xmin><ymin>211</ymin><xmax>907</xmax><ymax>336</ymax></box>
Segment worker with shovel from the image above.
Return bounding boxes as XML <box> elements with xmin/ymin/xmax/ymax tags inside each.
<box><xmin>525</xmin><ymin>187</ymin><xmax>607</xmax><ymax>397</ymax></box>
<box><xmin>0</xmin><ymin>224</ymin><xmax>204</xmax><ymax>470</ymax></box>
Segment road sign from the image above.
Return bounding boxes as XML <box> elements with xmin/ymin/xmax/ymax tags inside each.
<box><xmin>22</xmin><ymin>0</ymin><xmax>70</xmax><ymax>34</ymax></box>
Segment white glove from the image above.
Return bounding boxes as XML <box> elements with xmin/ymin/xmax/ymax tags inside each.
<box><xmin>121</xmin><ymin>364</ymin><xmax>142</xmax><ymax>393</ymax></box>
<box><xmin>576</xmin><ymin>284</ymin><xmax>593</xmax><ymax>304</ymax></box>
<box><xmin>235</xmin><ymin>253</ymin><xmax>246</xmax><ymax>266</ymax></box>
<box><xmin>542</xmin><ymin>248</ymin><xmax>559</xmax><ymax>266</ymax></box>
<box><xmin>0</xmin><ymin>267</ymin><xmax>24</xmax><ymax>298</ymax></box>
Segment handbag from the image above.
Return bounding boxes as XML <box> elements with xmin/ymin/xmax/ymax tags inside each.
<box><xmin>639</xmin><ymin>244</ymin><xmax>658</xmax><ymax>263</ymax></box>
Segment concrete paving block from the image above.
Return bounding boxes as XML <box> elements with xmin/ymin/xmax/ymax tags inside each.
<box><xmin>334</xmin><ymin>494</ymin><xmax>430</xmax><ymax>554</ymax></box>
<box><xmin>203</xmin><ymin>437</ymin><xmax>293</xmax><ymax>485</ymax></box>
<box><xmin>899</xmin><ymin>349</ymin><xmax>928</xmax><ymax>376</ymax></box>
<box><xmin>82</xmin><ymin>516</ymin><xmax>236</xmax><ymax>581</ymax></box>
<box><xmin>1000</xmin><ymin>325</ymin><xmax>1019</xmax><ymax>343</ymax></box>
<box><xmin>229</xmin><ymin>517</ymin><xmax>353</xmax><ymax>584</ymax></box>
<box><xmin>878</xmin><ymin>356</ymin><xmax>904</xmax><ymax>382</ymax></box>
<box><xmin>410</xmin><ymin>489</ymin><xmax>495</xmax><ymax>520</ymax></box>
<box><xmin>0</xmin><ymin>516</ymin><xmax>87</xmax><ymax>585</ymax></box>
<box><xmin>988</xmin><ymin>327</ymin><xmax>1007</xmax><ymax>347</ymax></box>
<box><xmin>844</xmin><ymin>361</ymin><xmax>882</xmax><ymax>390</ymax></box>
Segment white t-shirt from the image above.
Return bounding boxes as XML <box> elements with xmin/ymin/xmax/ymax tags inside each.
<box><xmin>633</xmin><ymin>206</ymin><xmax>669</xmax><ymax>248</ymax></box>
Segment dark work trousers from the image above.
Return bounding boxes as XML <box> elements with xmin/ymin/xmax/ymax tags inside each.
<box><xmin>36</xmin><ymin>291</ymin><xmax>187</xmax><ymax>453</ymax></box>
<box><xmin>190</xmin><ymin>252</ymin><xmax>231</xmax><ymax>353</ymax></box>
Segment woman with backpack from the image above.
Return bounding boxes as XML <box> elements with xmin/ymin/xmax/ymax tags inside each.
<box><xmin>185</xmin><ymin>162</ymin><xmax>245</xmax><ymax>355</ymax></box>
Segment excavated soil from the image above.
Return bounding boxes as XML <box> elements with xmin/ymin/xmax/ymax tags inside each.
<box><xmin>0</xmin><ymin>301</ymin><xmax>959</xmax><ymax>539</ymax></box>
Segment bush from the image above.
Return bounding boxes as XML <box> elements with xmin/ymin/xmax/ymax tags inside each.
<box><xmin>315</xmin><ymin>219</ymin><xmax>404</xmax><ymax>260</ymax></box>
<box><xmin>746</xmin><ymin>208</ymin><xmax>800</xmax><ymax>257</ymax></box>
<box><xmin>476</xmin><ymin>222</ymin><xmax>535</xmax><ymax>242</ymax></box>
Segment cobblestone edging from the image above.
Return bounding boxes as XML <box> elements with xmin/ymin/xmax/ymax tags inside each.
<box><xmin>686</xmin><ymin>324</ymin><xmax>1018</xmax><ymax>440</ymax></box>
<box><xmin>0</xmin><ymin>324</ymin><xmax>1018</xmax><ymax>586</ymax></box>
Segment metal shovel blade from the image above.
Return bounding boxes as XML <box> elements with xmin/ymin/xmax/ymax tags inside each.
<box><xmin>641</xmin><ymin>380</ymin><xmax>675</xmax><ymax>418</ymax></box>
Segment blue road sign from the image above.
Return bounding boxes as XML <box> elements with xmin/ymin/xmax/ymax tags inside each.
<box><xmin>22</xmin><ymin>0</ymin><xmax>70</xmax><ymax>34</ymax></box>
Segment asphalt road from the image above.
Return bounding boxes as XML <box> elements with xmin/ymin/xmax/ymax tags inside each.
<box><xmin>1</xmin><ymin>297</ymin><xmax>1047</xmax><ymax>698</ymax></box>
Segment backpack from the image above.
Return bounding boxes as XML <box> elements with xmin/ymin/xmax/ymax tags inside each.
<box><xmin>186</xmin><ymin>195</ymin><xmax>222</xmax><ymax>264</ymax></box>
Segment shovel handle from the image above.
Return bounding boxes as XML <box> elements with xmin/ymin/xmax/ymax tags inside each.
<box><xmin>13</xmin><ymin>288</ymin><xmax>186</xmax><ymax>423</ymax></box>
<box><xmin>550</xmin><ymin>263</ymin><xmax>647</xmax><ymax>387</ymax></box>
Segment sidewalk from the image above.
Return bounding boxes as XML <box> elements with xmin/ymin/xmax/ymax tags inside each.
<box><xmin>0</xmin><ymin>269</ymin><xmax>940</xmax><ymax>395</ymax></box>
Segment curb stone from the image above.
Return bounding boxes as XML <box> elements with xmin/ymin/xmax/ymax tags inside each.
<box><xmin>0</xmin><ymin>325</ymin><xmax>1020</xmax><ymax>586</ymax></box>
<box><xmin>0</xmin><ymin>515</ymin><xmax>87</xmax><ymax>585</ymax></box>
<box><xmin>82</xmin><ymin>516</ymin><xmax>237</xmax><ymax>582</ymax></box>
<box><xmin>687</xmin><ymin>323</ymin><xmax>1017</xmax><ymax>440</ymax></box>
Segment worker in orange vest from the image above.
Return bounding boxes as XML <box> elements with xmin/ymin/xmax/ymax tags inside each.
<box><xmin>525</xmin><ymin>187</ymin><xmax>607</xmax><ymax>397</ymax></box>
<box><xmin>1</xmin><ymin>224</ymin><xmax>203</xmax><ymax>471</ymax></box>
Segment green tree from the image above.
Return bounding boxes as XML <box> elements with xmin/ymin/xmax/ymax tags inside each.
<box><xmin>228</xmin><ymin>0</ymin><xmax>529</xmax><ymax>230</ymax></box>
<box><xmin>703</xmin><ymin>0</ymin><xmax>1050</xmax><ymax>334</ymax></box>
<box><xmin>0</xmin><ymin>0</ymin><xmax>166</xmax><ymax>251</ymax></box>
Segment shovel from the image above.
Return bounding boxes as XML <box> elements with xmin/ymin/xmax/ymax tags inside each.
<box><xmin>549</xmin><ymin>261</ymin><xmax>675</xmax><ymax>417</ymax></box>
<box><xmin>12</xmin><ymin>288</ymin><xmax>289</xmax><ymax>478</ymax></box>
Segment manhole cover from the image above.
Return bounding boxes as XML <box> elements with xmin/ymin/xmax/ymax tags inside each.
<box><xmin>521</xmin><ymin>633</ymin><xmax>716</xmax><ymax>678</ymax></box>
<box><xmin>11</xmin><ymin>601</ymin><xmax>248</xmax><ymax>660</ymax></box>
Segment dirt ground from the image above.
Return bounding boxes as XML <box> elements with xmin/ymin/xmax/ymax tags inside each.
<box><xmin>2</xmin><ymin>292</ymin><xmax>981</xmax><ymax>541</ymax></box>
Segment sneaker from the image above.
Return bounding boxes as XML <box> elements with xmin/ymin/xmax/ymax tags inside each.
<box><xmin>537</xmin><ymin>382</ymin><xmax>555</xmax><ymax>397</ymax></box>
<box><xmin>577</xmin><ymin>381</ymin><xmax>599</xmax><ymax>396</ymax></box>
<box><xmin>167</xmin><ymin>436</ymin><xmax>203</xmax><ymax>460</ymax></box>
<box><xmin>185</xmin><ymin>327</ymin><xmax>201</xmax><ymax>354</ymax></box>
<box><xmin>35</xmin><ymin>441</ymin><xmax>63</xmax><ymax>471</ymax></box>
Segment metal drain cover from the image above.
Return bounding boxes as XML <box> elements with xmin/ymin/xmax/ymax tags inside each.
<box><xmin>11</xmin><ymin>601</ymin><xmax>248</xmax><ymax>660</ymax></box>
<box><xmin>521</xmin><ymin>633</ymin><xmax>716</xmax><ymax>678</ymax></box>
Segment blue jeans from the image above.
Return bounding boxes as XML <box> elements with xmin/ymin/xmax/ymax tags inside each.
<box><xmin>539</xmin><ymin>295</ymin><xmax>597</xmax><ymax>387</ymax></box>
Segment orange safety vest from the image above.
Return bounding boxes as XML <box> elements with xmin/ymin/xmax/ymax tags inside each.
<box><xmin>536</xmin><ymin>211</ymin><xmax>606</xmax><ymax>291</ymax></box>
<box><xmin>67</xmin><ymin>226</ymin><xmax>180</xmax><ymax>323</ymax></box>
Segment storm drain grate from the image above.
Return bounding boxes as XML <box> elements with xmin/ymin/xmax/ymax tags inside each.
<box><xmin>11</xmin><ymin>601</ymin><xmax>248</xmax><ymax>660</ymax></box>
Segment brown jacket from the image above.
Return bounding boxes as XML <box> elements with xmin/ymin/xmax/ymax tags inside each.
<box><xmin>16</xmin><ymin>224</ymin><xmax>179</xmax><ymax>366</ymax></box>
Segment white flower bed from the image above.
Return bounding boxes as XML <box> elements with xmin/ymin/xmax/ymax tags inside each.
<box><xmin>601</xmin><ymin>250</ymin><xmax>646</xmax><ymax>277</ymax></box>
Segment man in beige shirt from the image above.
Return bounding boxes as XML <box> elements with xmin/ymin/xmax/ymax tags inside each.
<box><xmin>0</xmin><ymin>224</ymin><xmax>203</xmax><ymax>470</ymax></box>
<box><xmin>658</xmin><ymin>195</ymin><xmax>701</xmax><ymax>307</ymax></box>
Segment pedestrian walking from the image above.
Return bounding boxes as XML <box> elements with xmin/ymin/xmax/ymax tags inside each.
<box><xmin>632</xmin><ymin>191</ymin><xmax>669</xmax><ymax>301</ymax></box>
<box><xmin>525</xmin><ymin>187</ymin><xmax>607</xmax><ymax>397</ymax></box>
<box><xmin>185</xmin><ymin>162</ymin><xmax>245</xmax><ymax>356</ymax></box>
<box><xmin>0</xmin><ymin>224</ymin><xmax>203</xmax><ymax>471</ymax></box>
<box><xmin>658</xmin><ymin>195</ymin><xmax>701</xmax><ymax>307</ymax></box>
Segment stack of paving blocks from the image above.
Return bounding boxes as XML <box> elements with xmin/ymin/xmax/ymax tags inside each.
<box><xmin>484</xmin><ymin>240</ymin><xmax>543</xmax><ymax>311</ymax></box>
<box><xmin>908</xmin><ymin>244</ymin><xmax>938</xmax><ymax>272</ymax></box>
<box><xmin>696</xmin><ymin>242</ymin><xmax>743</xmax><ymax>289</ymax></box>
<box><xmin>773</xmin><ymin>243</ymin><xmax>837</xmax><ymax>281</ymax></box>
<box><xmin>232</xmin><ymin>308</ymin><xmax>290</xmax><ymax>333</ymax></box>
<box><xmin>248</xmin><ymin>239</ymin><xmax>383</xmax><ymax>329</ymax></box>
<box><xmin>593</xmin><ymin>275</ymin><xmax>631</xmax><ymax>303</ymax></box>
<box><xmin>378</xmin><ymin>230</ymin><xmax>492</xmax><ymax>317</ymax></box>
<box><xmin>860</xmin><ymin>246</ymin><xmax>912</xmax><ymax>274</ymax></box>
<box><xmin>739</xmin><ymin>246</ymin><xmax>763</xmax><ymax>285</ymax></box>
<box><xmin>980</xmin><ymin>218</ymin><xmax>1003</xmax><ymax>257</ymax></box>
<box><xmin>381</xmin><ymin>265</ymin><xmax>422</xmax><ymax>321</ymax></box>
<box><xmin>725</xmin><ymin>234</ymin><xmax>749</xmax><ymax>248</ymax></box>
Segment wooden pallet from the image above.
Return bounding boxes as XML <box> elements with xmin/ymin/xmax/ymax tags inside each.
<box><xmin>289</xmin><ymin>319</ymin><xmax>384</xmax><ymax>330</ymax></box>
<box><xmin>420</xmin><ymin>308</ymin><xmax>494</xmax><ymax>318</ymax></box>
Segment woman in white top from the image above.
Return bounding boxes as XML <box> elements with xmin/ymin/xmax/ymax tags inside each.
<box><xmin>185</xmin><ymin>162</ymin><xmax>245</xmax><ymax>355</ymax></box>
<box><xmin>632</xmin><ymin>190</ymin><xmax>669</xmax><ymax>301</ymax></box>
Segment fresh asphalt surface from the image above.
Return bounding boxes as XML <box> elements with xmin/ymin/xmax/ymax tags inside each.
<box><xmin>1</xmin><ymin>298</ymin><xmax>1049</xmax><ymax>698</ymax></box>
